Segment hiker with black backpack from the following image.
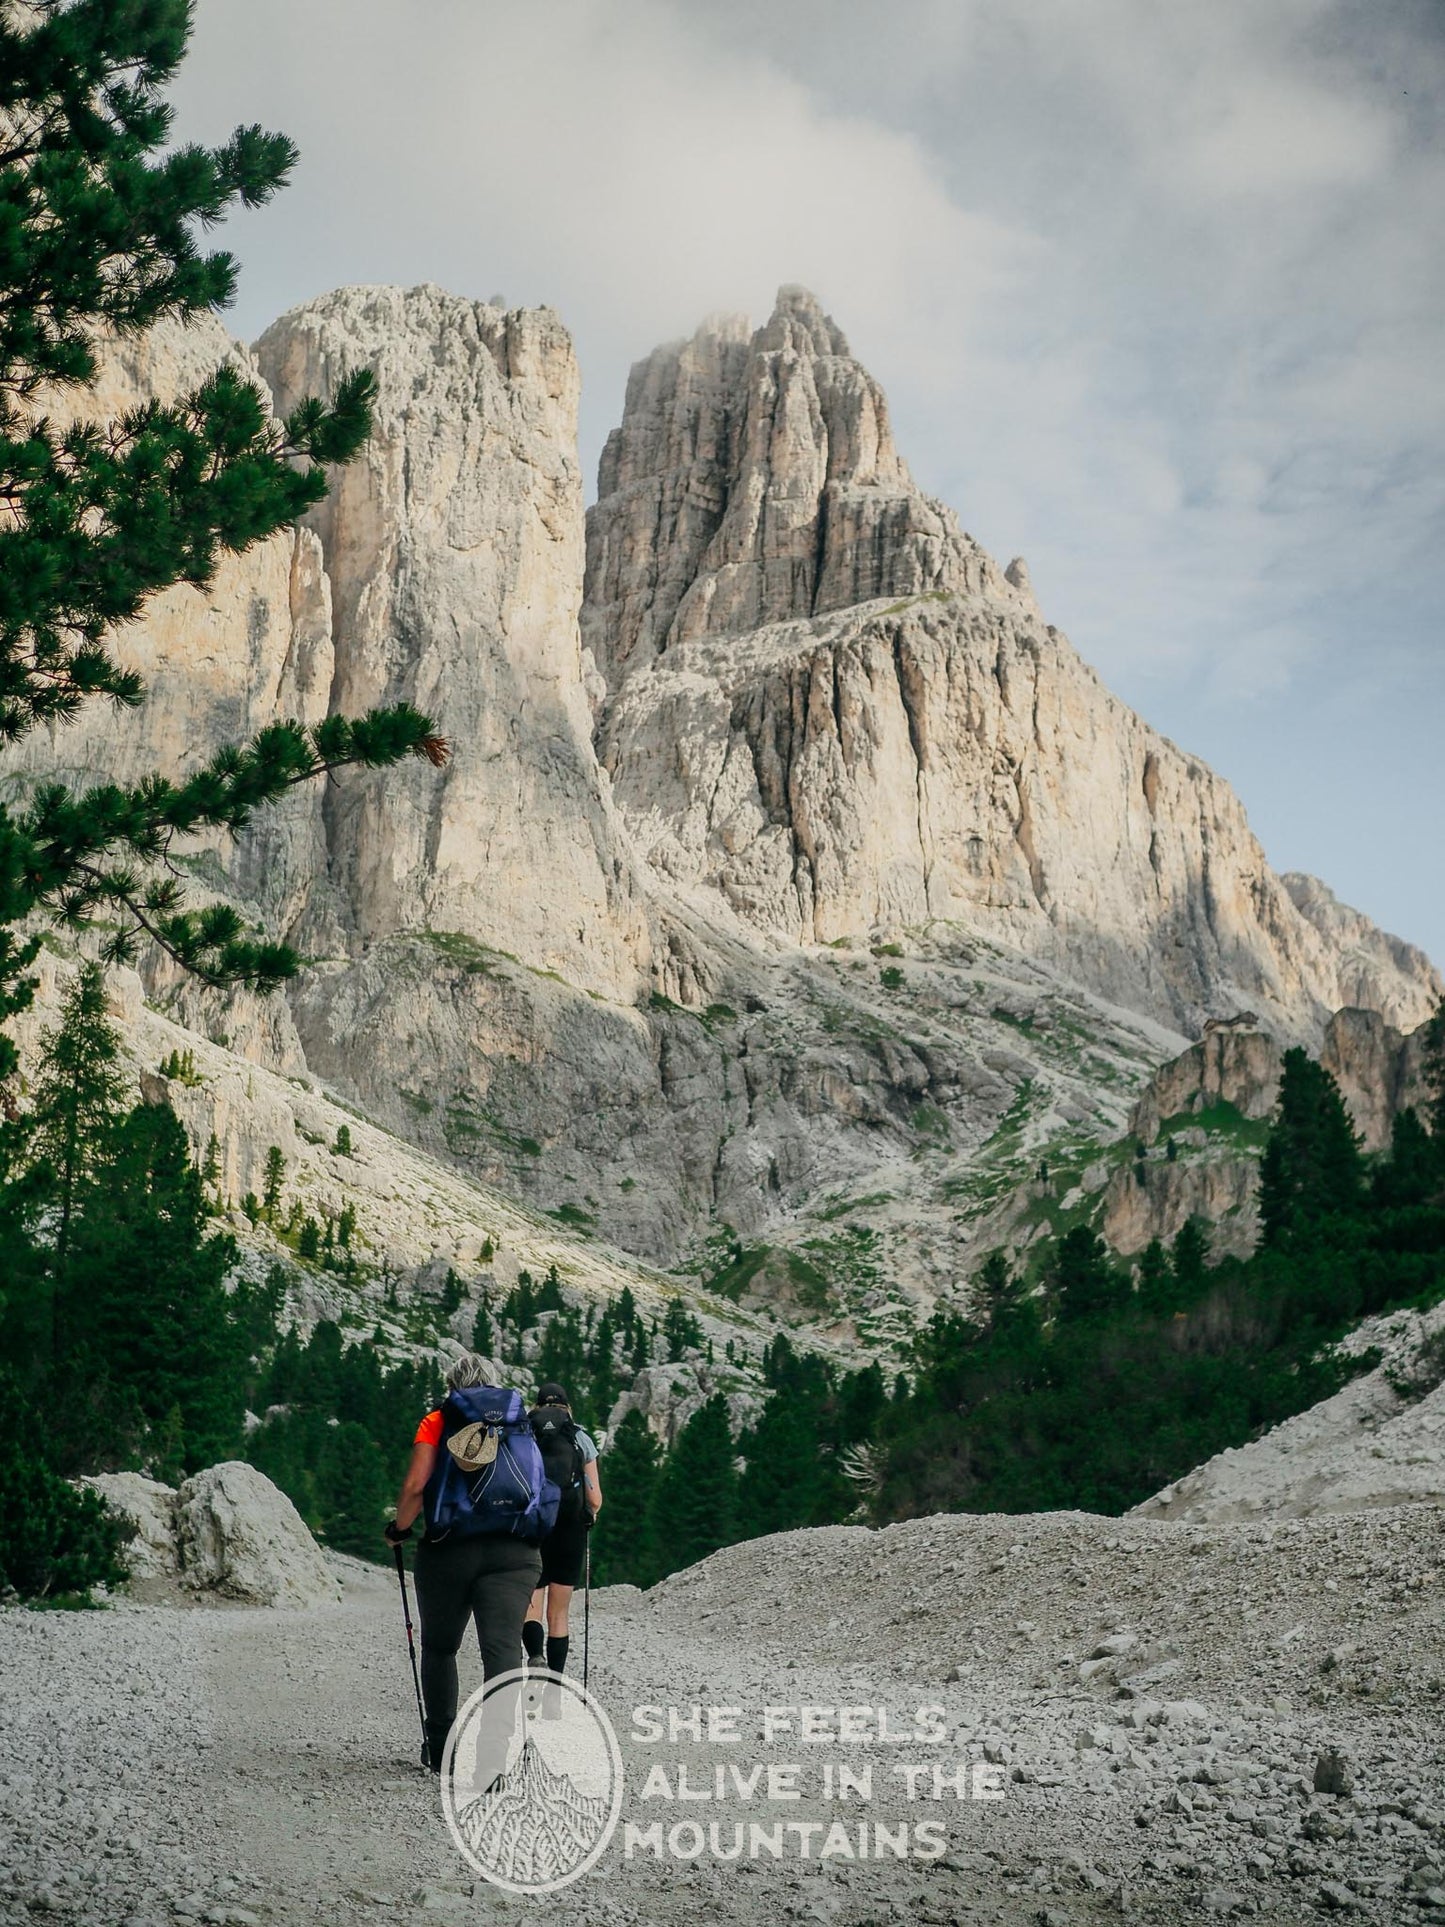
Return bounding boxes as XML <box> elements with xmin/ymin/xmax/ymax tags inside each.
<box><xmin>384</xmin><ymin>1354</ymin><xmax>561</xmax><ymax>1780</ymax></box>
<box><xmin>522</xmin><ymin>1382</ymin><xmax>602</xmax><ymax>1711</ymax></box>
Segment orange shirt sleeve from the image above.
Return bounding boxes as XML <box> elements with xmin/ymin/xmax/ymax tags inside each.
<box><xmin>414</xmin><ymin>1409</ymin><xmax>444</xmax><ymax>1447</ymax></box>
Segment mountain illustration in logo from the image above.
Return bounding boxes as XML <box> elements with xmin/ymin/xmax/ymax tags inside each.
<box><xmin>456</xmin><ymin>1736</ymin><xmax>611</xmax><ymax>1886</ymax></box>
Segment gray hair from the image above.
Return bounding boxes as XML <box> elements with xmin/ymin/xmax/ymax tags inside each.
<box><xmin>444</xmin><ymin>1351</ymin><xmax>495</xmax><ymax>1393</ymax></box>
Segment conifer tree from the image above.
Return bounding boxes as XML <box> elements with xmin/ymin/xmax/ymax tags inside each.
<box><xmin>1049</xmin><ymin>1225</ymin><xmax>1120</xmax><ymax>1322</ymax></box>
<box><xmin>975</xmin><ymin>1248</ymin><xmax>1019</xmax><ymax>1325</ymax></box>
<box><xmin>26</xmin><ymin>959</ymin><xmax>125</xmax><ymax>1284</ymax></box>
<box><xmin>0</xmin><ymin>0</ymin><xmax>448</xmax><ymax>1081</ymax></box>
<box><xmin>646</xmin><ymin>1394</ymin><xmax>738</xmax><ymax>1579</ymax></box>
<box><xmin>585</xmin><ymin>1304</ymin><xmax>620</xmax><ymax>1423</ymax></box>
<box><xmin>838</xmin><ymin>1360</ymin><xmax>887</xmax><ymax>1440</ymax></box>
<box><xmin>0</xmin><ymin>1368</ymin><xmax>132</xmax><ymax>1597</ymax></box>
<box><xmin>1420</xmin><ymin>997</ymin><xmax>1445</xmax><ymax>1160</ymax></box>
<box><xmin>471</xmin><ymin>1296</ymin><xmax>494</xmax><ymax>1357</ymax></box>
<box><xmin>1170</xmin><ymin>1218</ymin><xmax>1211</xmax><ymax>1300</ymax></box>
<box><xmin>737</xmin><ymin>1395</ymin><xmax>818</xmax><ymax>1538</ymax></box>
<box><xmin>662</xmin><ymin>1295</ymin><xmax>702</xmax><ymax>1362</ymax></box>
<box><xmin>535</xmin><ymin>1307</ymin><xmax>587</xmax><ymax>1412</ymax></box>
<box><xmin>261</xmin><ymin>1145</ymin><xmax>285</xmax><ymax>1221</ymax></box>
<box><xmin>503</xmin><ymin>1271</ymin><xmax>538</xmax><ymax>1331</ymax></box>
<box><xmin>590</xmin><ymin>1409</ymin><xmax>661</xmax><ymax>1586</ymax></box>
<box><xmin>1259</xmin><ymin>1049</ymin><xmax>1363</xmax><ymax>1246</ymax></box>
<box><xmin>1135</xmin><ymin>1238</ymin><xmax>1174</xmax><ymax>1313</ymax></box>
<box><xmin>56</xmin><ymin>1100</ymin><xmax>242</xmax><ymax>1472</ymax></box>
<box><xmin>1373</xmin><ymin>1107</ymin><xmax>1435</xmax><ymax>1209</ymax></box>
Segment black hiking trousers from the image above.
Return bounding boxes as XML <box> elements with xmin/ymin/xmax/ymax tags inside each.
<box><xmin>413</xmin><ymin>1532</ymin><xmax>542</xmax><ymax>1773</ymax></box>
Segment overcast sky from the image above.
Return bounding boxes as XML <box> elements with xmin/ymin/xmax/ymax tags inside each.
<box><xmin>171</xmin><ymin>0</ymin><xmax>1443</xmax><ymax>967</ymax></box>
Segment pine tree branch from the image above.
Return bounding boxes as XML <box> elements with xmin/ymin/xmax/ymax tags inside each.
<box><xmin>6</xmin><ymin>709</ymin><xmax>449</xmax><ymax>994</ymax></box>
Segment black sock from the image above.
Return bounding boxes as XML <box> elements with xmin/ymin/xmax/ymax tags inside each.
<box><xmin>546</xmin><ymin>1635</ymin><xmax>569</xmax><ymax>1677</ymax></box>
<box><xmin>522</xmin><ymin>1619</ymin><xmax>545</xmax><ymax>1663</ymax></box>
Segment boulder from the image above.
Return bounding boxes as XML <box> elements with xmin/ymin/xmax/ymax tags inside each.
<box><xmin>81</xmin><ymin>1472</ymin><xmax>180</xmax><ymax>1579</ymax></box>
<box><xmin>175</xmin><ymin>1461</ymin><xmax>340</xmax><ymax>1607</ymax></box>
<box><xmin>607</xmin><ymin>1361</ymin><xmax>763</xmax><ymax>1447</ymax></box>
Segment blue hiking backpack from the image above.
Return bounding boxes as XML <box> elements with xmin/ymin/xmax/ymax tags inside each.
<box><xmin>421</xmin><ymin>1386</ymin><xmax>561</xmax><ymax>1544</ymax></box>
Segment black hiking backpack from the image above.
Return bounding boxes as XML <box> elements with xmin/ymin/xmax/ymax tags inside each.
<box><xmin>529</xmin><ymin>1406</ymin><xmax>588</xmax><ymax>1527</ymax></box>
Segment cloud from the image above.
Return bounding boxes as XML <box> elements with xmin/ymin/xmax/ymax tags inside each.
<box><xmin>1171</xmin><ymin>78</ymin><xmax>1393</xmax><ymax>196</ymax></box>
<box><xmin>171</xmin><ymin>0</ymin><xmax>1034</xmax><ymax>446</ymax></box>
<box><xmin>168</xmin><ymin>0</ymin><xmax>1444</xmax><ymax>962</ymax></box>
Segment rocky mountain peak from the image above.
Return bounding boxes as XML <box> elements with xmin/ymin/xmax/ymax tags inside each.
<box><xmin>755</xmin><ymin>281</ymin><xmax>851</xmax><ymax>357</ymax></box>
<box><xmin>594</xmin><ymin>293</ymin><xmax>1440</xmax><ymax>1045</ymax></box>
<box><xmin>16</xmin><ymin>278</ymin><xmax>1438</xmax><ymax>1282</ymax></box>
<box><xmin>583</xmin><ymin>284</ymin><xmax>1009</xmax><ymax>686</ymax></box>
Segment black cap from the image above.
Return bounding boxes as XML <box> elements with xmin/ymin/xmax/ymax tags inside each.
<box><xmin>536</xmin><ymin>1382</ymin><xmax>569</xmax><ymax>1406</ymax></box>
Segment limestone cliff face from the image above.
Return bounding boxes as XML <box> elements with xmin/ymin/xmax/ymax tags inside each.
<box><xmin>253</xmin><ymin>285</ymin><xmax>649</xmax><ymax>996</ymax></box>
<box><xmin>9</xmin><ymin>281</ymin><xmax>1439</xmax><ymax>1284</ymax></box>
<box><xmin>9</xmin><ymin>290</ymin><xmax>654</xmax><ymax>1058</ymax></box>
<box><xmin>1096</xmin><ymin>1009</ymin><xmax>1429</xmax><ymax>1259</ymax></box>
<box><xmin>1281</xmin><ymin>873</ymin><xmax>1439</xmax><ymax>1034</ymax></box>
<box><xmin>1129</xmin><ymin>1010</ymin><xmax>1428</xmax><ymax>1155</ymax></box>
<box><xmin>589</xmin><ymin>290</ymin><xmax>1440</xmax><ymax>1045</ymax></box>
<box><xmin>9</xmin><ymin>312</ymin><xmax>332</xmax><ymax>859</ymax></box>
<box><xmin>583</xmin><ymin>287</ymin><xmax>1014</xmax><ymax>686</ymax></box>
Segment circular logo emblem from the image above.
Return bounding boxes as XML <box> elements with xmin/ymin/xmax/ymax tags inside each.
<box><xmin>440</xmin><ymin>1667</ymin><xmax>622</xmax><ymax>1895</ymax></box>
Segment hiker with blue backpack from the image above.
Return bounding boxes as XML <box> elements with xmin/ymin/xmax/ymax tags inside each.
<box><xmin>384</xmin><ymin>1354</ymin><xmax>561</xmax><ymax>1777</ymax></box>
<box><xmin>521</xmin><ymin>1382</ymin><xmax>602</xmax><ymax>1712</ymax></box>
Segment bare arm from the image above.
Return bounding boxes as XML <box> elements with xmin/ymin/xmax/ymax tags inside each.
<box><xmin>389</xmin><ymin>1440</ymin><xmax>437</xmax><ymax>1538</ymax></box>
<box><xmin>584</xmin><ymin>1459</ymin><xmax>602</xmax><ymax>1517</ymax></box>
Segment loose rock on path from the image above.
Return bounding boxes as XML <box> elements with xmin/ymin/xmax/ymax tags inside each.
<box><xmin>3</xmin><ymin>1501</ymin><xmax>1443</xmax><ymax>1926</ymax></box>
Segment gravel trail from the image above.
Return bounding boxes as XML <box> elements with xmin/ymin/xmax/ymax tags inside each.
<box><xmin>4</xmin><ymin>1503</ymin><xmax>1443</xmax><ymax>1926</ymax></box>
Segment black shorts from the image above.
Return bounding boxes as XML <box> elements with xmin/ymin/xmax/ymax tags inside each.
<box><xmin>539</xmin><ymin>1513</ymin><xmax>588</xmax><ymax>1589</ymax></box>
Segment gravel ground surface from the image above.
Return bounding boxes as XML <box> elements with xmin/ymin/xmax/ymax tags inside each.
<box><xmin>3</xmin><ymin>1502</ymin><xmax>1443</xmax><ymax>1927</ymax></box>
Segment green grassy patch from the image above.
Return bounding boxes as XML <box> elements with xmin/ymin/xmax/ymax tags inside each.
<box><xmin>784</xmin><ymin>1249</ymin><xmax>832</xmax><ymax>1312</ymax></box>
<box><xmin>798</xmin><ymin>1225</ymin><xmax>885</xmax><ymax>1298</ymax></box>
<box><xmin>548</xmin><ymin>1202</ymin><xmax>596</xmax><ymax>1233</ymax></box>
<box><xmin>910</xmin><ymin>1101</ymin><xmax>950</xmax><ymax>1142</ymax></box>
<box><xmin>705</xmin><ymin>1243</ymin><xmax>774</xmax><ymax>1302</ymax></box>
<box><xmin>439</xmin><ymin>1089</ymin><xmax>542</xmax><ymax>1159</ymax></box>
<box><xmin>419</xmin><ymin>928</ymin><xmax>515</xmax><ymax>977</ymax></box>
<box><xmin>1158</xmin><ymin>1099</ymin><xmax>1272</xmax><ymax>1152</ymax></box>
<box><xmin>878</xmin><ymin>589</ymin><xmax>955</xmax><ymax>617</ymax></box>
<box><xmin>813</xmin><ymin>1189</ymin><xmax>895</xmax><ymax>1223</ymax></box>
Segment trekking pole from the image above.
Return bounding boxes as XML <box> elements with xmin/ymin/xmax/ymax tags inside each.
<box><xmin>583</xmin><ymin>1531</ymin><xmax>591</xmax><ymax>1692</ymax></box>
<box><xmin>393</xmin><ymin>1543</ymin><xmax>429</xmax><ymax>1766</ymax></box>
